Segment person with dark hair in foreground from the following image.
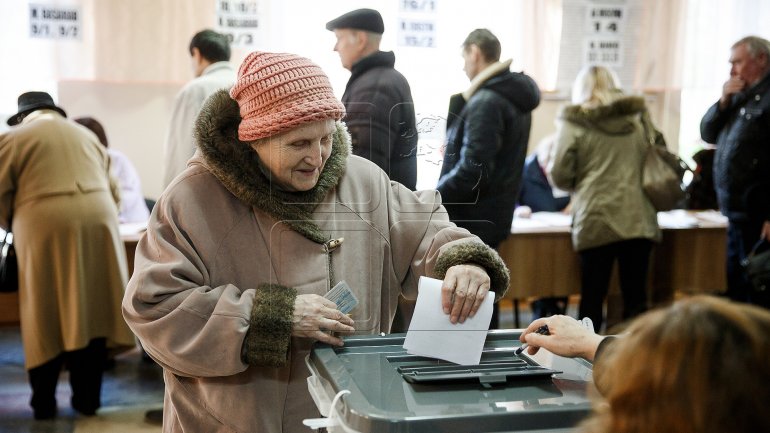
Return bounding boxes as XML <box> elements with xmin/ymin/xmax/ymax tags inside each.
<box><xmin>520</xmin><ymin>295</ymin><xmax>770</xmax><ymax>433</ymax></box>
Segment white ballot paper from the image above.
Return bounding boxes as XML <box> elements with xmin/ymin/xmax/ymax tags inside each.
<box><xmin>403</xmin><ymin>276</ymin><xmax>494</xmax><ymax>365</ymax></box>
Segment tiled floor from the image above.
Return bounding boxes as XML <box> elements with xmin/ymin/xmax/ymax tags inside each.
<box><xmin>0</xmin><ymin>298</ymin><xmax>576</xmax><ymax>433</ymax></box>
<box><xmin>0</xmin><ymin>327</ymin><xmax>164</xmax><ymax>433</ymax></box>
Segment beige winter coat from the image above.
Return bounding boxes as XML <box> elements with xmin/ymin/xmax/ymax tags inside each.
<box><xmin>0</xmin><ymin>110</ymin><xmax>135</xmax><ymax>369</ymax></box>
<box><xmin>122</xmin><ymin>90</ymin><xmax>509</xmax><ymax>433</ymax></box>
<box><xmin>549</xmin><ymin>96</ymin><xmax>661</xmax><ymax>251</ymax></box>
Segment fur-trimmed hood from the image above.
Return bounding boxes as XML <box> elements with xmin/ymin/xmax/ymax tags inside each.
<box><xmin>559</xmin><ymin>96</ymin><xmax>647</xmax><ymax>136</ymax></box>
<box><xmin>192</xmin><ymin>89</ymin><xmax>352</xmax><ymax>243</ymax></box>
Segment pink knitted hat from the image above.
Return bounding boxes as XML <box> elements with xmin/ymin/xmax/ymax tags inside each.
<box><xmin>230</xmin><ymin>52</ymin><xmax>345</xmax><ymax>141</ymax></box>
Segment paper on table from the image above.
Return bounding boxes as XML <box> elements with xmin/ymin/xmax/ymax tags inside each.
<box><xmin>119</xmin><ymin>222</ymin><xmax>148</xmax><ymax>236</ymax></box>
<box><xmin>403</xmin><ymin>276</ymin><xmax>494</xmax><ymax>365</ymax></box>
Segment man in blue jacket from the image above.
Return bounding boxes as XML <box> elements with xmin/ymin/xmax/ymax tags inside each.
<box><xmin>438</xmin><ymin>29</ymin><xmax>540</xmax><ymax>327</ymax></box>
<box><xmin>701</xmin><ymin>35</ymin><xmax>770</xmax><ymax>308</ymax></box>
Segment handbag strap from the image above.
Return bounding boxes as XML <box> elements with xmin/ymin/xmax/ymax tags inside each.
<box><xmin>640</xmin><ymin>109</ymin><xmax>661</xmax><ymax>148</ymax></box>
<box><xmin>742</xmin><ymin>238</ymin><xmax>769</xmax><ymax>268</ymax></box>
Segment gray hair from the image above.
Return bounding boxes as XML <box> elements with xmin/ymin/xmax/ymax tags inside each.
<box><xmin>733</xmin><ymin>35</ymin><xmax>770</xmax><ymax>60</ymax></box>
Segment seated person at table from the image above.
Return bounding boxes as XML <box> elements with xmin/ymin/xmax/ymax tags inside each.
<box><xmin>516</xmin><ymin>134</ymin><xmax>571</xmax><ymax>318</ymax></box>
<box><xmin>519</xmin><ymin>295</ymin><xmax>770</xmax><ymax>433</ymax></box>
<box><xmin>74</xmin><ymin>116</ymin><xmax>150</xmax><ymax>223</ymax></box>
<box><xmin>684</xmin><ymin>144</ymin><xmax>718</xmax><ymax>211</ymax></box>
<box><xmin>516</xmin><ymin>134</ymin><xmax>570</xmax><ymax>216</ymax></box>
<box><xmin>122</xmin><ymin>51</ymin><xmax>509</xmax><ymax>432</ymax></box>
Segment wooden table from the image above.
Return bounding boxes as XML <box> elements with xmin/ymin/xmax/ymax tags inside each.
<box><xmin>497</xmin><ymin>211</ymin><xmax>728</xmax><ymax>325</ymax></box>
<box><xmin>0</xmin><ymin>228</ymin><xmax>143</xmax><ymax>326</ymax></box>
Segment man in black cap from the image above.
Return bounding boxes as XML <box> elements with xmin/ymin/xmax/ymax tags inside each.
<box><xmin>326</xmin><ymin>8</ymin><xmax>418</xmax><ymax>190</ymax></box>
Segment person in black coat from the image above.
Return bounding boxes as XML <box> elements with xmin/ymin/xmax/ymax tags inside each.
<box><xmin>701</xmin><ymin>35</ymin><xmax>770</xmax><ymax>308</ymax></box>
<box><xmin>437</xmin><ymin>29</ymin><xmax>541</xmax><ymax>327</ymax></box>
<box><xmin>326</xmin><ymin>8</ymin><xmax>418</xmax><ymax>190</ymax></box>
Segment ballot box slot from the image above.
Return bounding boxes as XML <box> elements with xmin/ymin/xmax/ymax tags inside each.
<box><xmin>386</xmin><ymin>347</ymin><xmax>521</xmax><ymax>363</ymax></box>
<box><xmin>393</xmin><ymin>354</ymin><xmax>560</xmax><ymax>387</ymax></box>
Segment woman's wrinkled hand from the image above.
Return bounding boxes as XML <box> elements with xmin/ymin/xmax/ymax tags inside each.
<box><xmin>292</xmin><ymin>294</ymin><xmax>355</xmax><ymax>346</ymax></box>
<box><xmin>441</xmin><ymin>264</ymin><xmax>491</xmax><ymax>324</ymax></box>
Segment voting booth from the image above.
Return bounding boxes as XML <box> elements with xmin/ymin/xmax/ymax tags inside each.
<box><xmin>305</xmin><ymin>330</ymin><xmax>595</xmax><ymax>433</ymax></box>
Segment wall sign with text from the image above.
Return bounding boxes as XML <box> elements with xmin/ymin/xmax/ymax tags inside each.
<box><xmin>583</xmin><ymin>4</ymin><xmax>626</xmax><ymax>67</ymax></box>
<box><xmin>29</xmin><ymin>4</ymin><xmax>81</xmax><ymax>40</ymax></box>
<box><xmin>215</xmin><ymin>0</ymin><xmax>261</xmax><ymax>48</ymax></box>
<box><xmin>398</xmin><ymin>0</ymin><xmax>437</xmax><ymax>48</ymax></box>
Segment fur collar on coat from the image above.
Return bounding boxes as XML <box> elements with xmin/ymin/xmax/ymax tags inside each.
<box><xmin>193</xmin><ymin>89</ymin><xmax>351</xmax><ymax>244</ymax></box>
<box><xmin>559</xmin><ymin>95</ymin><xmax>647</xmax><ymax>135</ymax></box>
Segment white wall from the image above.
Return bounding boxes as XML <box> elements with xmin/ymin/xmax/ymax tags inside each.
<box><xmin>59</xmin><ymin>81</ymin><xmax>181</xmax><ymax>200</ymax></box>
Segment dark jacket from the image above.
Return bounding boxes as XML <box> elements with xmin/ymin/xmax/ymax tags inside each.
<box><xmin>518</xmin><ymin>153</ymin><xmax>570</xmax><ymax>212</ymax></box>
<box><xmin>701</xmin><ymin>72</ymin><xmax>770</xmax><ymax>221</ymax></box>
<box><xmin>437</xmin><ymin>64</ymin><xmax>540</xmax><ymax>247</ymax></box>
<box><xmin>342</xmin><ymin>50</ymin><xmax>417</xmax><ymax>190</ymax></box>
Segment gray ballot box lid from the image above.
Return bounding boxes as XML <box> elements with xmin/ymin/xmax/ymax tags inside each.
<box><xmin>306</xmin><ymin>329</ymin><xmax>595</xmax><ymax>433</ymax></box>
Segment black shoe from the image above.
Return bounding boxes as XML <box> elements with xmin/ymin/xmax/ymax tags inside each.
<box><xmin>71</xmin><ymin>399</ymin><xmax>98</xmax><ymax>416</ymax></box>
<box><xmin>33</xmin><ymin>406</ymin><xmax>57</xmax><ymax>420</ymax></box>
<box><xmin>144</xmin><ymin>408</ymin><xmax>163</xmax><ymax>425</ymax></box>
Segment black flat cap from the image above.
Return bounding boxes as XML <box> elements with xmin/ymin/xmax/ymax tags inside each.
<box><xmin>7</xmin><ymin>91</ymin><xmax>67</xmax><ymax>126</ymax></box>
<box><xmin>326</xmin><ymin>8</ymin><xmax>384</xmax><ymax>34</ymax></box>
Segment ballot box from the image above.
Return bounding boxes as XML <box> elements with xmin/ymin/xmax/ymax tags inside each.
<box><xmin>305</xmin><ymin>330</ymin><xmax>595</xmax><ymax>433</ymax></box>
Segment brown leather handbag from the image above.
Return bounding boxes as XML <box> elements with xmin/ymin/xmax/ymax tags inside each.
<box><xmin>640</xmin><ymin>110</ymin><xmax>689</xmax><ymax>211</ymax></box>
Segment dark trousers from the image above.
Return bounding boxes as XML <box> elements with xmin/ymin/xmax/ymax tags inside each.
<box><xmin>578</xmin><ymin>239</ymin><xmax>653</xmax><ymax>332</ymax></box>
<box><xmin>28</xmin><ymin>338</ymin><xmax>107</xmax><ymax>418</ymax></box>
<box><xmin>726</xmin><ymin>219</ymin><xmax>770</xmax><ymax>308</ymax></box>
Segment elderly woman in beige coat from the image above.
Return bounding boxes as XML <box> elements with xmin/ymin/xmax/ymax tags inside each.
<box><xmin>0</xmin><ymin>92</ymin><xmax>135</xmax><ymax>420</ymax></box>
<box><xmin>548</xmin><ymin>66</ymin><xmax>660</xmax><ymax>333</ymax></box>
<box><xmin>123</xmin><ymin>52</ymin><xmax>509</xmax><ymax>433</ymax></box>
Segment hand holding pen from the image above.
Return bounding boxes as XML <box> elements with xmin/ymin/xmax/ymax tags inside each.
<box><xmin>515</xmin><ymin>324</ymin><xmax>550</xmax><ymax>355</ymax></box>
<box><xmin>517</xmin><ymin>315</ymin><xmax>605</xmax><ymax>362</ymax></box>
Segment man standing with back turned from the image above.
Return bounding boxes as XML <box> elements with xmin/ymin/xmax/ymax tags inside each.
<box><xmin>163</xmin><ymin>29</ymin><xmax>236</xmax><ymax>188</ymax></box>
<box><xmin>701</xmin><ymin>35</ymin><xmax>770</xmax><ymax>309</ymax></box>
<box><xmin>326</xmin><ymin>8</ymin><xmax>418</xmax><ymax>190</ymax></box>
<box><xmin>438</xmin><ymin>29</ymin><xmax>541</xmax><ymax>327</ymax></box>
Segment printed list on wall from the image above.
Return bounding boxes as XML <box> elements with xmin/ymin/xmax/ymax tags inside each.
<box><xmin>398</xmin><ymin>0</ymin><xmax>438</xmax><ymax>48</ymax></box>
<box><xmin>556</xmin><ymin>0</ymin><xmax>641</xmax><ymax>94</ymax></box>
<box><xmin>29</xmin><ymin>4</ymin><xmax>81</xmax><ymax>41</ymax></box>
<box><xmin>215</xmin><ymin>0</ymin><xmax>261</xmax><ymax>48</ymax></box>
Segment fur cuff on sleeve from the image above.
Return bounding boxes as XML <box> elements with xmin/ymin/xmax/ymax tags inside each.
<box><xmin>242</xmin><ymin>283</ymin><xmax>297</xmax><ymax>367</ymax></box>
<box><xmin>434</xmin><ymin>242</ymin><xmax>510</xmax><ymax>300</ymax></box>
